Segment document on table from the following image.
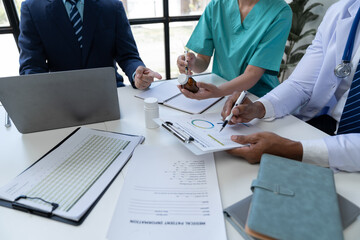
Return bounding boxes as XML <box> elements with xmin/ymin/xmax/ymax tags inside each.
<box><xmin>135</xmin><ymin>79</ymin><xmax>223</xmax><ymax>114</ymax></box>
<box><xmin>158</xmin><ymin>112</ymin><xmax>262</xmax><ymax>155</ymax></box>
<box><xmin>0</xmin><ymin>127</ymin><xmax>144</xmax><ymax>222</ymax></box>
<box><xmin>107</xmin><ymin>145</ymin><xmax>227</xmax><ymax>240</ymax></box>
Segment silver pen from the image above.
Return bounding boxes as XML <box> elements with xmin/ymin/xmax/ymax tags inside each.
<box><xmin>219</xmin><ymin>91</ymin><xmax>247</xmax><ymax>132</ymax></box>
<box><xmin>5</xmin><ymin>112</ymin><xmax>11</xmax><ymax>128</ymax></box>
<box><xmin>184</xmin><ymin>48</ymin><xmax>190</xmax><ymax>77</ymax></box>
<box><xmin>162</xmin><ymin>121</ymin><xmax>194</xmax><ymax>143</ymax></box>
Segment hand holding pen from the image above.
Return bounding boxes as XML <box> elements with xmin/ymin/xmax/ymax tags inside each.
<box><xmin>184</xmin><ymin>49</ymin><xmax>189</xmax><ymax>75</ymax></box>
<box><xmin>219</xmin><ymin>91</ymin><xmax>247</xmax><ymax>132</ymax></box>
<box><xmin>177</xmin><ymin>48</ymin><xmax>195</xmax><ymax>75</ymax></box>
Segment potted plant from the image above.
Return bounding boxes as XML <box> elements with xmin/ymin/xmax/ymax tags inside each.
<box><xmin>280</xmin><ymin>0</ymin><xmax>323</xmax><ymax>82</ymax></box>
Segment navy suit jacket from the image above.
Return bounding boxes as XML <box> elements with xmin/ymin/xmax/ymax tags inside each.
<box><xmin>18</xmin><ymin>0</ymin><xmax>144</xmax><ymax>87</ymax></box>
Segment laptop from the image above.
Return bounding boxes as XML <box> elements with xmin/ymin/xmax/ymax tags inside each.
<box><xmin>0</xmin><ymin>67</ymin><xmax>120</xmax><ymax>133</ymax></box>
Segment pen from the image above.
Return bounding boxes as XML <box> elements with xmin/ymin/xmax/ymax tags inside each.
<box><xmin>184</xmin><ymin>48</ymin><xmax>189</xmax><ymax>75</ymax></box>
<box><xmin>219</xmin><ymin>91</ymin><xmax>247</xmax><ymax>132</ymax></box>
<box><xmin>5</xmin><ymin>112</ymin><xmax>11</xmax><ymax>128</ymax></box>
<box><xmin>162</xmin><ymin>121</ymin><xmax>194</xmax><ymax>143</ymax></box>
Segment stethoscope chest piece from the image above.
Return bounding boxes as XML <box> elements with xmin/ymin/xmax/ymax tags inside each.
<box><xmin>334</xmin><ymin>61</ymin><xmax>352</xmax><ymax>78</ymax></box>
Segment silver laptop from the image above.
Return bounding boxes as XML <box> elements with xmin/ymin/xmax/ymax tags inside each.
<box><xmin>0</xmin><ymin>67</ymin><xmax>120</xmax><ymax>133</ymax></box>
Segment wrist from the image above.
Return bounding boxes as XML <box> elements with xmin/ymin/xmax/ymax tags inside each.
<box><xmin>269</xmin><ymin>138</ymin><xmax>303</xmax><ymax>161</ymax></box>
<box><xmin>253</xmin><ymin>101</ymin><xmax>266</xmax><ymax>119</ymax></box>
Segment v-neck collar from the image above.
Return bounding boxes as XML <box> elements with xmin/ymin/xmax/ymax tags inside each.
<box><xmin>231</xmin><ymin>0</ymin><xmax>262</xmax><ymax>31</ymax></box>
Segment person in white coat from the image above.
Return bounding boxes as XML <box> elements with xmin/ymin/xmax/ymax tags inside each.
<box><xmin>221</xmin><ymin>0</ymin><xmax>360</xmax><ymax>172</ymax></box>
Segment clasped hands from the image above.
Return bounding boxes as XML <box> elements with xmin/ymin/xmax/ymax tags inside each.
<box><xmin>221</xmin><ymin>92</ymin><xmax>303</xmax><ymax>163</ymax></box>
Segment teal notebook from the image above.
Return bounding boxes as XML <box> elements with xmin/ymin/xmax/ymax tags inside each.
<box><xmin>245</xmin><ymin>154</ymin><xmax>344</xmax><ymax>240</ymax></box>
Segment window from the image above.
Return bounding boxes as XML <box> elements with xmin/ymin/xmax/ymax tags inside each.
<box><xmin>0</xmin><ymin>1</ymin><xmax>10</xmax><ymax>27</ymax></box>
<box><xmin>169</xmin><ymin>0</ymin><xmax>209</xmax><ymax>16</ymax></box>
<box><xmin>0</xmin><ymin>34</ymin><xmax>19</xmax><ymax>77</ymax></box>
<box><xmin>1</xmin><ymin>0</ymin><xmax>210</xmax><ymax>82</ymax></box>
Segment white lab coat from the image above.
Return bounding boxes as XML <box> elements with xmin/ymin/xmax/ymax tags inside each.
<box><xmin>262</xmin><ymin>0</ymin><xmax>360</xmax><ymax>172</ymax></box>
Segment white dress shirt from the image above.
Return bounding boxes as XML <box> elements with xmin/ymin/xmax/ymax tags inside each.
<box><xmin>257</xmin><ymin>0</ymin><xmax>360</xmax><ymax>172</ymax></box>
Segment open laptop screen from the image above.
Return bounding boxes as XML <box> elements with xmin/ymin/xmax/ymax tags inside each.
<box><xmin>0</xmin><ymin>67</ymin><xmax>120</xmax><ymax>133</ymax></box>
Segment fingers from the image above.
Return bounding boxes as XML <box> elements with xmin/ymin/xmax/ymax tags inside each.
<box><xmin>177</xmin><ymin>52</ymin><xmax>195</xmax><ymax>74</ymax></box>
<box><xmin>230</xmin><ymin>97</ymin><xmax>252</xmax><ymax>123</ymax></box>
<box><xmin>135</xmin><ymin>66</ymin><xmax>162</xmax><ymax>90</ymax></box>
<box><xmin>231</xmin><ymin>99</ymin><xmax>266</xmax><ymax>123</ymax></box>
<box><xmin>177</xmin><ymin>55</ymin><xmax>187</xmax><ymax>74</ymax></box>
<box><xmin>221</xmin><ymin>92</ymin><xmax>241</xmax><ymax>120</ymax></box>
<box><xmin>144</xmin><ymin>69</ymin><xmax>162</xmax><ymax>80</ymax></box>
<box><xmin>135</xmin><ymin>79</ymin><xmax>152</xmax><ymax>89</ymax></box>
<box><xmin>226</xmin><ymin>145</ymin><xmax>253</xmax><ymax>159</ymax></box>
<box><xmin>196</xmin><ymin>82</ymin><xmax>215</xmax><ymax>90</ymax></box>
<box><xmin>179</xmin><ymin>87</ymin><xmax>198</xmax><ymax>99</ymax></box>
<box><xmin>179</xmin><ymin>82</ymin><xmax>219</xmax><ymax>100</ymax></box>
<box><xmin>230</xmin><ymin>134</ymin><xmax>257</xmax><ymax>145</ymax></box>
<box><xmin>227</xmin><ymin>134</ymin><xmax>263</xmax><ymax>164</ymax></box>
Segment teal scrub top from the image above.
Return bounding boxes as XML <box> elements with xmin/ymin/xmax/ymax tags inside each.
<box><xmin>186</xmin><ymin>0</ymin><xmax>292</xmax><ymax>97</ymax></box>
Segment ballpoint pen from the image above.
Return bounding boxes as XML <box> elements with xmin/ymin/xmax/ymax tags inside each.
<box><xmin>219</xmin><ymin>91</ymin><xmax>247</xmax><ymax>132</ymax></box>
<box><xmin>5</xmin><ymin>112</ymin><xmax>11</xmax><ymax>128</ymax></box>
<box><xmin>184</xmin><ymin>47</ymin><xmax>191</xmax><ymax>76</ymax></box>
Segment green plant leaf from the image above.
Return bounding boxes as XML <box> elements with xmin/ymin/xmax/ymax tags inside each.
<box><xmin>288</xmin><ymin>32</ymin><xmax>300</xmax><ymax>42</ymax></box>
<box><xmin>299</xmin><ymin>29</ymin><xmax>317</xmax><ymax>39</ymax></box>
<box><xmin>279</xmin><ymin>0</ymin><xmax>322</xmax><ymax>80</ymax></box>
<box><xmin>304</xmin><ymin>3</ymin><xmax>324</xmax><ymax>14</ymax></box>
<box><xmin>292</xmin><ymin>44</ymin><xmax>311</xmax><ymax>54</ymax></box>
<box><xmin>288</xmin><ymin>52</ymin><xmax>305</xmax><ymax>64</ymax></box>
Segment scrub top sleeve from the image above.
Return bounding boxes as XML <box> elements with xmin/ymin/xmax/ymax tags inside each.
<box><xmin>186</xmin><ymin>3</ymin><xmax>214</xmax><ymax>56</ymax></box>
<box><xmin>249</xmin><ymin>7</ymin><xmax>292</xmax><ymax>72</ymax></box>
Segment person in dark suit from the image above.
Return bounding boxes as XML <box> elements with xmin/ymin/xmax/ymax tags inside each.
<box><xmin>18</xmin><ymin>0</ymin><xmax>161</xmax><ymax>89</ymax></box>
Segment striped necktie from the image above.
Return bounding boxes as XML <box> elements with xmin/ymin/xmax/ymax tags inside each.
<box><xmin>67</xmin><ymin>0</ymin><xmax>83</xmax><ymax>49</ymax></box>
<box><xmin>338</xmin><ymin>60</ymin><xmax>360</xmax><ymax>134</ymax></box>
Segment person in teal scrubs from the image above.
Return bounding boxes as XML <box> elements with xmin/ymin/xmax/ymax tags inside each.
<box><xmin>177</xmin><ymin>0</ymin><xmax>292</xmax><ymax>98</ymax></box>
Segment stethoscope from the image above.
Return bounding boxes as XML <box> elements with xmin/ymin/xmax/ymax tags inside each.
<box><xmin>334</xmin><ymin>7</ymin><xmax>360</xmax><ymax>78</ymax></box>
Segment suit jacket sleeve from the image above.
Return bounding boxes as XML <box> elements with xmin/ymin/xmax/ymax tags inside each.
<box><xmin>18</xmin><ymin>1</ymin><xmax>49</xmax><ymax>75</ymax></box>
<box><xmin>114</xmin><ymin>1</ymin><xmax>144</xmax><ymax>87</ymax></box>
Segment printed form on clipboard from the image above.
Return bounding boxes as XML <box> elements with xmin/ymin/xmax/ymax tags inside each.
<box><xmin>135</xmin><ymin>74</ymin><xmax>226</xmax><ymax>114</ymax></box>
<box><xmin>0</xmin><ymin>127</ymin><xmax>144</xmax><ymax>225</ymax></box>
<box><xmin>157</xmin><ymin>113</ymin><xmax>262</xmax><ymax>155</ymax></box>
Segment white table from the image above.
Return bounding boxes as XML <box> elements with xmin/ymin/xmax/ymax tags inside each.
<box><xmin>0</xmin><ymin>75</ymin><xmax>359</xmax><ymax>240</ymax></box>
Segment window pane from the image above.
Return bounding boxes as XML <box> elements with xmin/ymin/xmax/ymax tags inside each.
<box><xmin>123</xmin><ymin>0</ymin><xmax>163</xmax><ymax>19</ymax></box>
<box><xmin>15</xmin><ymin>0</ymin><xmax>24</xmax><ymax>16</ymax></box>
<box><xmin>0</xmin><ymin>0</ymin><xmax>10</xmax><ymax>27</ymax></box>
<box><xmin>117</xmin><ymin>24</ymin><xmax>165</xmax><ymax>85</ymax></box>
<box><xmin>169</xmin><ymin>0</ymin><xmax>210</xmax><ymax>16</ymax></box>
<box><xmin>170</xmin><ymin>22</ymin><xmax>211</xmax><ymax>79</ymax></box>
<box><xmin>0</xmin><ymin>34</ymin><xmax>19</xmax><ymax>77</ymax></box>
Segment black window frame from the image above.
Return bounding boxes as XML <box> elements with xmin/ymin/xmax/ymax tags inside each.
<box><xmin>1</xmin><ymin>0</ymin><xmax>20</xmax><ymax>49</ymax></box>
<box><xmin>1</xmin><ymin>0</ymin><xmax>201</xmax><ymax>79</ymax></box>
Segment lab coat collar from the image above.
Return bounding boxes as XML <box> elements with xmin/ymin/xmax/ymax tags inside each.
<box><xmin>348</xmin><ymin>0</ymin><xmax>360</xmax><ymax>17</ymax></box>
<box><xmin>335</xmin><ymin>1</ymin><xmax>360</xmax><ymax>73</ymax></box>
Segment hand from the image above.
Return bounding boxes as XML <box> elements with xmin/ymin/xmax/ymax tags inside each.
<box><xmin>177</xmin><ymin>52</ymin><xmax>196</xmax><ymax>75</ymax></box>
<box><xmin>178</xmin><ymin>82</ymin><xmax>222</xmax><ymax>100</ymax></box>
<box><xmin>227</xmin><ymin>132</ymin><xmax>303</xmax><ymax>164</ymax></box>
<box><xmin>134</xmin><ymin>66</ymin><xmax>162</xmax><ymax>89</ymax></box>
<box><xmin>221</xmin><ymin>91</ymin><xmax>265</xmax><ymax>124</ymax></box>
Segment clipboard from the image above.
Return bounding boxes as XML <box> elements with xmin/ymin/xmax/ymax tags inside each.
<box><xmin>0</xmin><ymin>127</ymin><xmax>145</xmax><ymax>225</ymax></box>
<box><xmin>156</xmin><ymin>113</ymin><xmax>262</xmax><ymax>155</ymax></box>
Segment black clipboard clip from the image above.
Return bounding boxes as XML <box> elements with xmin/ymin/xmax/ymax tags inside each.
<box><xmin>162</xmin><ymin>121</ymin><xmax>194</xmax><ymax>143</ymax></box>
<box><xmin>12</xmin><ymin>195</ymin><xmax>59</xmax><ymax>217</ymax></box>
